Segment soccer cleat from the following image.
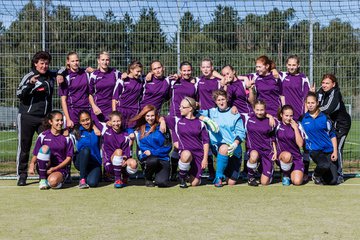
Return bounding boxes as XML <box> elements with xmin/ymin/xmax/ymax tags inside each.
<box><xmin>114</xmin><ymin>179</ymin><xmax>122</xmax><ymax>188</ymax></box>
<box><xmin>145</xmin><ymin>180</ymin><xmax>155</xmax><ymax>187</ymax></box>
<box><xmin>214</xmin><ymin>177</ymin><xmax>223</xmax><ymax>188</ymax></box>
<box><xmin>282</xmin><ymin>177</ymin><xmax>291</xmax><ymax>186</ymax></box>
<box><xmin>312</xmin><ymin>174</ymin><xmax>323</xmax><ymax>185</ymax></box>
<box><xmin>103</xmin><ymin>172</ymin><xmax>114</xmax><ymax>182</ymax></box>
<box><xmin>247</xmin><ymin>177</ymin><xmax>259</xmax><ymax>187</ymax></box>
<box><xmin>179</xmin><ymin>178</ymin><xmax>188</xmax><ymax>188</ymax></box>
<box><xmin>39</xmin><ymin>179</ymin><xmax>49</xmax><ymax>190</ymax></box>
<box><xmin>78</xmin><ymin>178</ymin><xmax>89</xmax><ymax>189</ymax></box>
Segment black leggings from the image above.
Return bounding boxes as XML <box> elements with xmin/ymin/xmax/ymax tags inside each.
<box><xmin>144</xmin><ymin>156</ymin><xmax>170</xmax><ymax>187</ymax></box>
<box><xmin>310</xmin><ymin>151</ymin><xmax>338</xmax><ymax>185</ymax></box>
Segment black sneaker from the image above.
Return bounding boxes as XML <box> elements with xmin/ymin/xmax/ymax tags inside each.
<box><xmin>312</xmin><ymin>174</ymin><xmax>323</xmax><ymax>185</ymax></box>
<box><xmin>247</xmin><ymin>177</ymin><xmax>259</xmax><ymax>187</ymax></box>
<box><xmin>145</xmin><ymin>180</ymin><xmax>155</xmax><ymax>187</ymax></box>
<box><xmin>17</xmin><ymin>175</ymin><xmax>27</xmax><ymax>186</ymax></box>
<box><xmin>170</xmin><ymin>173</ymin><xmax>178</xmax><ymax>182</ymax></box>
<box><xmin>179</xmin><ymin>178</ymin><xmax>188</xmax><ymax>188</ymax></box>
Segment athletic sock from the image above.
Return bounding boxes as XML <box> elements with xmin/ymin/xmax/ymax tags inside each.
<box><xmin>170</xmin><ymin>150</ymin><xmax>179</xmax><ymax>175</ymax></box>
<box><xmin>37</xmin><ymin>148</ymin><xmax>50</xmax><ymax>179</ymax></box>
<box><xmin>280</xmin><ymin>161</ymin><xmax>293</xmax><ymax>178</ymax></box>
<box><xmin>215</xmin><ymin>153</ymin><xmax>228</xmax><ymax>180</ymax></box>
<box><xmin>112</xmin><ymin>156</ymin><xmax>123</xmax><ymax>181</ymax></box>
<box><xmin>247</xmin><ymin>161</ymin><xmax>257</xmax><ymax>179</ymax></box>
<box><xmin>178</xmin><ymin>160</ymin><xmax>190</xmax><ymax>179</ymax></box>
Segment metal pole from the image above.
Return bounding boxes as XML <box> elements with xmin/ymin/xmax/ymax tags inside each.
<box><xmin>176</xmin><ymin>0</ymin><xmax>181</xmax><ymax>70</ymax></box>
<box><xmin>309</xmin><ymin>0</ymin><xmax>313</xmax><ymax>85</ymax></box>
<box><xmin>42</xmin><ymin>0</ymin><xmax>46</xmax><ymax>51</ymax></box>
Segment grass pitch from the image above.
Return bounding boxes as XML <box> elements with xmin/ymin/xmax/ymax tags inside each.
<box><xmin>1</xmin><ymin>178</ymin><xmax>360</xmax><ymax>240</ymax></box>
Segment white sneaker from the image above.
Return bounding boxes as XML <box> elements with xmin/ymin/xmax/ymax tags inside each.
<box><xmin>39</xmin><ymin>179</ymin><xmax>49</xmax><ymax>190</ymax></box>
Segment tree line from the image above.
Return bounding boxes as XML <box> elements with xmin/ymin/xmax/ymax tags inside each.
<box><xmin>0</xmin><ymin>1</ymin><xmax>359</xmax><ymax>112</ymax></box>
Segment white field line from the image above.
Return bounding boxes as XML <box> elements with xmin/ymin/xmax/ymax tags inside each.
<box><xmin>0</xmin><ymin>138</ymin><xmax>17</xmax><ymax>143</ymax></box>
<box><xmin>347</xmin><ymin>141</ymin><xmax>360</xmax><ymax>146</ymax></box>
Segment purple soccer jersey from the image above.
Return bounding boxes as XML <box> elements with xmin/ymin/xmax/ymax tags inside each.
<box><xmin>279</xmin><ymin>72</ymin><xmax>310</xmax><ymax>121</ymax></box>
<box><xmin>244</xmin><ymin>114</ymin><xmax>275</xmax><ymax>177</ymax></box>
<box><xmin>250</xmin><ymin>73</ymin><xmax>281</xmax><ymax>116</ymax></box>
<box><xmin>89</xmin><ymin>68</ymin><xmax>120</xmax><ymax>121</ymax></box>
<box><xmin>227</xmin><ymin>79</ymin><xmax>253</xmax><ymax>114</ymax></box>
<box><xmin>166</xmin><ymin>116</ymin><xmax>209</xmax><ymax>178</ymax></box>
<box><xmin>113</xmin><ymin>76</ymin><xmax>143</xmax><ymax>129</ymax></box>
<box><xmin>99</xmin><ymin>123</ymin><xmax>132</xmax><ymax>165</ymax></box>
<box><xmin>275</xmin><ymin>122</ymin><xmax>304</xmax><ymax>172</ymax></box>
<box><xmin>58</xmin><ymin>68</ymin><xmax>90</xmax><ymax>124</ymax></box>
<box><xmin>140</xmin><ymin>76</ymin><xmax>171</xmax><ymax>111</ymax></box>
<box><xmin>33</xmin><ymin>129</ymin><xmax>74</xmax><ymax>168</ymax></box>
<box><xmin>196</xmin><ymin>76</ymin><xmax>221</xmax><ymax>110</ymax></box>
<box><xmin>169</xmin><ymin>78</ymin><xmax>197</xmax><ymax>117</ymax></box>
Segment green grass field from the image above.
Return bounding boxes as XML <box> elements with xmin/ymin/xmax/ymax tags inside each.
<box><xmin>1</xmin><ymin>178</ymin><xmax>359</xmax><ymax>240</ymax></box>
<box><xmin>1</xmin><ymin>120</ymin><xmax>359</xmax><ymax>173</ymax></box>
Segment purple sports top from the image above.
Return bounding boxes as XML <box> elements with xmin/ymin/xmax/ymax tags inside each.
<box><xmin>275</xmin><ymin>121</ymin><xmax>303</xmax><ymax>159</ymax></box>
<box><xmin>140</xmin><ymin>76</ymin><xmax>170</xmax><ymax>111</ymax></box>
<box><xmin>113</xmin><ymin>76</ymin><xmax>143</xmax><ymax>110</ymax></box>
<box><xmin>196</xmin><ymin>76</ymin><xmax>221</xmax><ymax>110</ymax></box>
<box><xmin>279</xmin><ymin>72</ymin><xmax>310</xmax><ymax>121</ymax></box>
<box><xmin>169</xmin><ymin>78</ymin><xmax>198</xmax><ymax>117</ymax></box>
<box><xmin>89</xmin><ymin>68</ymin><xmax>120</xmax><ymax>113</ymax></box>
<box><xmin>99</xmin><ymin>123</ymin><xmax>131</xmax><ymax>164</ymax></box>
<box><xmin>227</xmin><ymin>79</ymin><xmax>253</xmax><ymax>114</ymax></box>
<box><xmin>58</xmin><ymin>68</ymin><xmax>90</xmax><ymax>108</ymax></box>
<box><xmin>244</xmin><ymin>114</ymin><xmax>275</xmax><ymax>152</ymax></box>
<box><xmin>250</xmin><ymin>72</ymin><xmax>281</xmax><ymax>116</ymax></box>
<box><xmin>33</xmin><ymin>129</ymin><xmax>74</xmax><ymax>166</ymax></box>
<box><xmin>166</xmin><ymin>116</ymin><xmax>209</xmax><ymax>155</ymax></box>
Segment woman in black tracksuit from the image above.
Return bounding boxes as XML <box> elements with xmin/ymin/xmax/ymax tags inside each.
<box><xmin>16</xmin><ymin>51</ymin><xmax>61</xmax><ymax>186</ymax></box>
<box><xmin>316</xmin><ymin>74</ymin><xmax>351</xmax><ymax>182</ymax></box>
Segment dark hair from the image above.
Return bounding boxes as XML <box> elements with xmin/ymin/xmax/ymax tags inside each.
<box><xmin>253</xmin><ymin>99</ymin><xmax>266</xmax><ymax>109</ymax></box>
<box><xmin>109</xmin><ymin>111</ymin><xmax>122</xmax><ymax>121</ymax></box>
<box><xmin>286</xmin><ymin>55</ymin><xmax>300</xmax><ymax>65</ymax></box>
<box><xmin>127</xmin><ymin>60</ymin><xmax>143</xmax><ymax>74</ymax></box>
<box><xmin>180</xmin><ymin>61</ymin><xmax>192</xmax><ymax>70</ymax></box>
<box><xmin>278</xmin><ymin>104</ymin><xmax>294</xmax><ymax>120</ymax></box>
<box><xmin>130</xmin><ymin>105</ymin><xmax>159</xmax><ymax>139</ymax></box>
<box><xmin>221</xmin><ymin>64</ymin><xmax>235</xmax><ymax>72</ymax></box>
<box><xmin>31</xmin><ymin>51</ymin><xmax>51</xmax><ymax>69</ymax></box>
<box><xmin>42</xmin><ymin>110</ymin><xmax>63</xmax><ymax>130</ymax></box>
<box><xmin>150</xmin><ymin>60</ymin><xmax>163</xmax><ymax>70</ymax></box>
<box><xmin>322</xmin><ymin>73</ymin><xmax>338</xmax><ymax>87</ymax></box>
<box><xmin>201</xmin><ymin>58</ymin><xmax>213</xmax><ymax>66</ymax></box>
<box><xmin>256</xmin><ymin>55</ymin><xmax>276</xmax><ymax>72</ymax></box>
<box><xmin>305</xmin><ymin>92</ymin><xmax>317</xmax><ymax>102</ymax></box>
<box><xmin>212</xmin><ymin>89</ymin><xmax>228</xmax><ymax>102</ymax></box>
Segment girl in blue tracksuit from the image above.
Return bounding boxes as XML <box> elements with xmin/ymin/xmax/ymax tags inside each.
<box><xmin>300</xmin><ymin>92</ymin><xmax>338</xmax><ymax>185</ymax></box>
<box><xmin>72</xmin><ymin>110</ymin><xmax>102</xmax><ymax>188</ymax></box>
<box><xmin>200</xmin><ymin>90</ymin><xmax>246</xmax><ymax>187</ymax></box>
<box><xmin>130</xmin><ymin>105</ymin><xmax>172</xmax><ymax>187</ymax></box>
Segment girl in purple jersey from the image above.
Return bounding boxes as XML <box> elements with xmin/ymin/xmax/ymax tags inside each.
<box><xmin>141</xmin><ymin>60</ymin><xmax>171</xmax><ymax>112</ymax></box>
<box><xmin>89</xmin><ymin>51</ymin><xmax>120</xmax><ymax>124</ymax></box>
<box><xmin>240</xmin><ymin>56</ymin><xmax>281</xmax><ymax>117</ymax></box>
<box><xmin>275</xmin><ymin>105</ymin><xmax>304</xmax><ymax>186</ymax></box>
<box><xmin>112</xmin><ymin>60</ymin><xmax>144</xmax><ymax>131</ymax></box>
<box><xmin>164</xmin><ymin>97</ymin><xmax>210</xmax><ymax>188</ymax></box>
<box><xmin>279</xmin><ymin>55</ymin><xmax>310</xmax><ymax>121</ymax></box>
<box><xmin>168</xmin><ymin>61</ymin><xmax>198</xmax><ymax>181</ymax></box>
<box><xmin>221</xmin><ymin>64</ymin><xmax>255</xmax><ymax>114</ymax></box>
<box><xmin>96</xmin><ymin>111</ymin><xmax>138</xmax><ymax>188</ymax></box>
<box><xmin>244</xmin><ymin>100</ymin><xmax>277</xmax><ymax>186</ymax></box>
<box><xmin>59</xmin><ymin>52</ymin><xmax>91</xmax><ymax>129</ymax></box>
<box><xmin>28</xmin><ymin>111</ymin><xmax>74</xmax><ymax>190</ymax></box>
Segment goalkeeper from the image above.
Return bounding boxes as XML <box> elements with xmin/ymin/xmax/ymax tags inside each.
<box><xmin>199</xmin><ymin>90</ymin><xmax>246</xmax><ymax>187</ymax></box>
